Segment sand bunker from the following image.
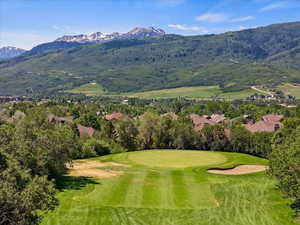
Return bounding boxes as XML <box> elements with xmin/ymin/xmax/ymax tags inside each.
<box><xmin>207</xmin><ymin>165</ymin><xmax>268</xmax><ymax>175</ymax></box>
<box><xmin>68</xmin><ymin>160</ymin><xmax>130</xmax><ymax>179</ymax></box>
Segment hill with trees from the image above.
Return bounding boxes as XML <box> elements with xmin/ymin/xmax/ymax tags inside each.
<box><xmin>1</xmin><ymin>22</ymin><xmax>300</xmax><ymax>95</ymax></box>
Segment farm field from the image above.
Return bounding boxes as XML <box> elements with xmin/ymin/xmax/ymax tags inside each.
<box><xmin>118</xmin><ymin>86</ymin><xmax>260</xmax><ymax>100</ymax></box>
<box><xmin>42</xmin><ymin>150</ymin><xmax>297</xmax><ymax>225</ymax></box>
<box><xmin>277</xmin><ymin>83</ymin><xmax>300</xmax><ymax>98</ymax></box>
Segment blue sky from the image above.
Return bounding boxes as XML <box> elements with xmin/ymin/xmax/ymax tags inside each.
<box><xmin>1</xmin><ymin>0</ymin><xmax>300</xmax><ymax>49</ymax></box>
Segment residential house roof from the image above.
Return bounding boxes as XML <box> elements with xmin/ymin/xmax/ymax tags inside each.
<box><xmin>105</xmin><ymin>112</ymin><xmax>124</xmax><ymax>120</ymax></box>
<box><xmin>77</xmin><ymin>124</ymin><xmax>95</xmax><ymax>137</ymax></box>
<box><xmin>161</xmin><ymin>112</ymin><xmax>179</xmax><ymax>120</ymax></box>
<box><xmin>48</xmin><ymin>114</ymin><xmax>73</xmax><ymax>124</ymax></box>
<box><xmin>244</xmin><ymin>121</ymin><xmax>282</xmax><ymax>133</ymax></box>
<box><xmin>190</xmin><ymin>114</ymin><xmax>216</xmax><ymax>126</ymax></box>
<box><xmin>210</xmin><ymin>114</ymin><xmax>226</xmax><ymax>123</ymax></box>
<box><xmin>262</xmin><ymin>114</ymin><xmax>283</xmax><ymax>123</ymax></box>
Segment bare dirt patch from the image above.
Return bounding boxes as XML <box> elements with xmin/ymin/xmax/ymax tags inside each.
<box><xmin>68</xmin><ymin>160</ymin><xmax>131</xmax><ymax>179</ymax></box>
<box><xmin>207</xmin><ymin>165</ymin><xmax>268</xmax><ymax>175</ymax></box>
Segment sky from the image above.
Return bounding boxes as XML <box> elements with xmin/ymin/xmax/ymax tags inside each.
<box><xmin>1</xmin><ymin>0</ymin><xmax>300</xmax><ymax>50</ymax></box>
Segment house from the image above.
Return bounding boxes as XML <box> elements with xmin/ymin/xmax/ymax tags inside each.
<box><xmin>48</xmin><ymin>114</ymin><xmax>72</xmax><ymax>124</ymax></box>
<box><xmin>190</xmin><ymin>114</ymin><xmax>216</xmax><ymax>126</ymax></box>
<box><xmin>190</xmin><ymin>114</ymin><xmax>216</xmax><ymax>131</ymax></box>
<box><xmin>77</xmin><ymin>124</ymin><xmax>95</xmax><ymax>138</ymax></box>
<box><xmin>210</xmin><ymin>114</ymin><xmax>226</xmax><ymax>123</ymax></box>
<box><xmin>245</xmin><ymin>121</ymin><xmax>281</xmax><ymax>133</ymax></box>
<box><xmin>105</xmin><ymin>112</ymin><xmax>124</xmax><ymax>120</ymax></box>
<box><xmin>262</xmin><ymin>114</ymin><xmax>283</xmax><ymax>123</ymax></box>
<box><xmin>161</xmin><ymin>112</ymin><xmax>179</xmax><ymax>120</ymax></box>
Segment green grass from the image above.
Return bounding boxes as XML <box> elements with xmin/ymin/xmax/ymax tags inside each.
<box><xmin>42</xmin><ymin>150</ymin><xmax>297</xmax><ymax>225</ymax></box>
<box><xmin>126</xmin><ymin>150</ymin><xmax>227</xmax><ymax>168</ymax></box>
<box><xmin>277</xmin><ymin>83</ymin><xmax>300</xmax><ymax>98</ymax></box>
<box><xmin>66</xmin><ymin>82</ymin><xmax>104</xmax><ymax>96</ymax></box>
<box><xmin>118</xmin><ymin>86</ymin><xmax>260</xmax><ymax>100</ymax></box>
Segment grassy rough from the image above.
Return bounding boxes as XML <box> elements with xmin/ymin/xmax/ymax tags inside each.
<box><xmin>42</xmin><ymin>150</ymin><xmax>297</xmax><ymax>225</ymax></box>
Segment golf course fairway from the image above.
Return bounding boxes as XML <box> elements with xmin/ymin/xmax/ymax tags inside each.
<box><xmin>42</xmin><ymin>150</ymin><xmax>297</xmax><ymax>225</ymax></box>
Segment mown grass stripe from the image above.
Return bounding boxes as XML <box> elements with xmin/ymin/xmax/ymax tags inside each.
<box><xmin>104</xmin><ymin>173</ymin><xmax>135</xmax><ymax>207</ymax></box>
<box><xmin>159</xmin><ymin>171</ymin><xmax>176</xmax><ymax>209</ymax></box>
<box><xmin>123</xmin><ymin>171</ymin><xmax>147</xmax><ymax>208</ymax></box>
<box><xmin>171</xmin><ymin>170</ymin><xmax>189</xmax><ymax>209</ymax></box>
<box><xmin>141</xmin><ymin>171</ymin><xmax>161</xmax><ymax>208</ymax></box>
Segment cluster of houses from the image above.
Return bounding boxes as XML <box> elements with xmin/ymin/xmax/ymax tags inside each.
<box><xmin>47</xmin><ymin>111</ymin><xmax>284</xmax><ymax>139</ymax></box>
<box><xmin>189</xmin><ymin>113</ymin><xmax>283</xmax><ymax>133</ymax></box>
<box><xmin>47</xmin><ymin>112</ymin><xmax>126</xmax><ymax>138</ymax></box>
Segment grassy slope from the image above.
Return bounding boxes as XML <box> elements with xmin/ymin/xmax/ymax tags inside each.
<box><xmin>118</xmin><ymin>86</ymin><xmax>260</xmax><ymax>100</ymax></box>
<box><xmin>42</xmin><ymin>150</ymin><xmax>297</xmax><ymax>225</ymax></box>
<box><xmin>277</xmin><ymin>83</ymin><xmax>300</xmax><ymax>98</ymax></box>
<box><xmin>66</xmin><ymin>82</ymin><xmax>104</xmax><ymax>96</ymax></box>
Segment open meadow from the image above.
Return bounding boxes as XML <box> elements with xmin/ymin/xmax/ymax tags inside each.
<box><xmin>41</xmin><ymin>150</ymin><xmax>296</xmax><ymax>225</ymax></box>
<box><xmin>118</xmin><ymin>86</ymin><xmax>261</xmax><ymax>100</ymax></box>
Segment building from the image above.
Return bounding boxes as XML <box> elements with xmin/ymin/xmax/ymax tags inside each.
<box><xmin>77</xmin><ymin>124</ymin><xmax>95</xmax><ymax>138</ymax></box>
<box><xmin>105</xmin><ymin>112</ymin><xmax>124</xmax><ymax>120</ymax></box>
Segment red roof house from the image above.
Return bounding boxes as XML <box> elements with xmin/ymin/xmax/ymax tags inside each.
<box><xmin>77</xmin><ymin>124</ymin><xmax>95</xmax><ymax>138</ymax></box>
<box><xmin>48</xmin><ymin>114</ymin><xmax>72</xmax><ymax>124</ymax></box>
<box><xmin>245</xmin><ymin>121</ymin><xmax>281</xmax><ymax>133</ymax></box>
<box><xmin>210</xmin><ymin>114</ymin><xmax>226</xmax><ymax>123</ymax></box>
<box><xmin>105</xmin><ymin>112</ymin><xmax>124</xmax><ymax>121</ymax></box>
<box><xmin>262</xmin><ymin>114</ymin><xmax>283</xmax><ymax>123</ymax></box>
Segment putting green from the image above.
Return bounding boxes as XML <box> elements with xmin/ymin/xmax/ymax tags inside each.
<box><xmin>127</xmin><ymin>150</ymin><xmax>227</xmax><ymax>168</ymax></box>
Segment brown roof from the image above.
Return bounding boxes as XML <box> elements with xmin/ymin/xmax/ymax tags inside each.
<box><xmin>105</xmin><ymin>112</ymin><xmax>124</xmax><ymax>120</ymax></box>
<box><xmin>244</xmin><ymin>121</ymin><xmax>282</xmax><ymax>133</ymax></box>
<box><xmin>190</xmin><ymin>114</ymin><xmax>216</xmax><ymax>126</ymax></box>
<box><xmin>161</xmin><ymin>112</ymin><xmax>179</xmax><ymax>120</ymax></box>
<box><xmin>262</xmin><ymin>114</ymin><xmax>283</xmax><ymax>123</ymax></box>
<box><xmin>77</xmin><ymin>124</ymin><xmax>95</xmax><ymax>137</ymax></box>
<box><xmin>48</xmin><ymin>114</ymin><xmax>72</xmax><ymax>124</ymax></box>
<box><xmin>210</xmin><ymin>114</ymin><xmax>225</xmax><ymax>123</ymax></box>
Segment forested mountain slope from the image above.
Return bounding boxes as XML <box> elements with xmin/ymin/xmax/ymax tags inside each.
<box><xmin>1</xmin><ymin>21</ymin><xmax>300</xmax><ymax>95</ymax></box>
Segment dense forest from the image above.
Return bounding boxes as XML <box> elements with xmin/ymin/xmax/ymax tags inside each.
<box><xmin>0</xmin><ymin>99</ymin><xmax>299</xmax><ymax>224</ymax></box>
<box><xmin>1</xmin><ymin>21</ymin><xmax>300</xmax><ymax>95</ymax></box>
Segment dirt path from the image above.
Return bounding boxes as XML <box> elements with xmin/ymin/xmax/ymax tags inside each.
<box><xmin>207</xmin><ymin>165</ymin><xmax>268</xmax><ymax>175</ymax></box>
<box><xmin>68</xmin><ymin>160</ymin><xmax>131</xmax><ymax>179</ymax></box>
<box><xmin>251</xmin><ymin>86</ymin><xmax>273</xmax><ymax>96</ymax></box>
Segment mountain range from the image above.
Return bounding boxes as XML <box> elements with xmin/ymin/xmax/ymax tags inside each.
<box><xmin>55</xmin><ymin>27</ymin><xmax>165</xmax><ymax>43</ymax></box>
<box><xmin>0</xmin><ymin>46</ymin><xmax>26</xmax><ymax>60</ymax></box>
<box><xmin>1</xmin><ymin>22</ymin><xmax>300</xmax><ymax>96</ymax></box>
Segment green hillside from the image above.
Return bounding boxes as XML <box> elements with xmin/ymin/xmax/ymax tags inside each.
<box><xmin>1</xmin><ymin>21</ymin><xmax>300</xmax><ymax>95</ymax></box>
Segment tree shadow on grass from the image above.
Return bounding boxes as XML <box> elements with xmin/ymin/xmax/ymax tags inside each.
<box><xmin>56</xmin><ymin>176</ymin><xmax>100</xmax><ymax>191</ymax></box>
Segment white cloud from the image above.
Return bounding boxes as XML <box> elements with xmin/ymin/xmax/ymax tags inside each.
<box><xmin>168</xmin><ymin>24</ymin><xmax>208</xmax><ymax>33</ymax></box>
<box><xmin>231</xmin><ymin>16</ymin><xmax>255</xmax><ymax>22</ymax></box>
<box><xmin>196</xmin><ymin>13</ymin><xmax>228</xmax><ymax>23</ymax></box>
<box><xmin>260</xmin><ymin>1</ymin><xmax>288</xmax><ymax>11</ymax></box>
<box><xmin>156</xmin><ymin>0</ymin><xmax>185</xmax><ymax>7</ymax></box>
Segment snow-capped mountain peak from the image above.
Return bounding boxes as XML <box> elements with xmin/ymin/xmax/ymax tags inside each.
<box><xmin>55</xmin><ymin>27</ymin><xmax>165</xmax><ymax>43</ymax></box>
<box><xmin>0</xmin><ymin>46</ymin><xmax>26</xmax><ymax>59</ymax></box>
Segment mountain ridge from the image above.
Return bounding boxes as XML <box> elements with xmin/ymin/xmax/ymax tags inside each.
<box><xmin>55</xmin><ymin>27</ymin><xmax>165</xmax><ymax>43</ymax></box>
<box><xmin>0</xmin><ymin>46</ymin><xmax>26</xmax><ymax>60</ymax></box>
<box><xmin>1</xmin><ymin>21</ymin><xmax>300</xmax><ymax>96</ymax></box>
